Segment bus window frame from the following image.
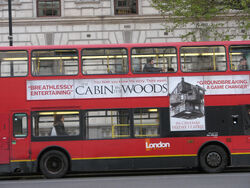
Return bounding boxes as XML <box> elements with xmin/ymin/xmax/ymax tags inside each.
<box><xmin>0</xmin><ymin>50</ymin><xmax>29</xmax><ymax>78</ymax></box>
<box><xmin>84</xmin><ymin>108</ymin><xmax>132</xmax><ymax>140</ymax></box>
<box><xmin>31</xmin><ymin>48</ymin><xmax>79</xmax><ymax>77</ymax></box>
<box><xmin>131</xmin><ymin>46</ymin><xmax>178</xmax><ymax>74</ymax></box>
<box><xmin>84</xmin><ymin>108</ymin><xmax>162</xmax><ymax>140</ymax></box>
<box><xmin>132</xmin><ymin>108</ymin><xmax>161</xmax><ymax>138</ymax></box>
<box><xmin>81</xmin><ymin>47</ymin><xmax>129</xmax><ymax>76</ymax></box>
<box><xmin>13</xmin><ymin>113</ymin><xmax>28</xmax><ymax>138</ymax></box>
<box><xmin>30</xmin><ymin>110</ymin><xmax>84</xmax><ymax>142</ymax></box>
<box><xmin>180</xmin><ymin>45</ymin><xmax>228</xmax><ymax>73</ymax></box>
<box><xmin>229</xmin><ymin>45</ymin><xmax>250</xmax><ymax>72</ymax></box>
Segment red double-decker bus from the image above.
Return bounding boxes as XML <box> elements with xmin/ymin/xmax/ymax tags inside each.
<box><xmin>0</xmin><ymin>41</ymin><xmax>249</xmax><ymax>178</ymax></box>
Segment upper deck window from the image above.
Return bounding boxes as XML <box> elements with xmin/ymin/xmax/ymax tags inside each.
<box><xmin>0</xmin><ymin>51</ymin><xmax>28</xmax><ymax>77</ymax></box>
<box><xmin>114</xmin><ymin>0</ymin><xmax>138</xmax><ymax>15</ymax></box>
<box><xmin>37</xmin><ymin>0</ymin><xmax>61</xmax><ymax>17</ymax></box>
<box><xmin>180</xmin><ymin>46</ymin><xmax>227</xmax><ymax>72</ymax></box>
<box><xmin>31</xmin><ymin>49</ymin><xmax>78</xmax><ymax>76</ymax></box>
<box><xmin>229</xmin><ymin>45</ymin><xmax>250</xmax><ymax>71</ymax></box>
<box><xmin>131</xmin><ymin>47</ymin><xmax>177</xmax><ymax>73</ymax></box>
<box><xmin>82</xmin><ymin>48</ymin><xmax>128</xmax><ymax>75</ymax></box>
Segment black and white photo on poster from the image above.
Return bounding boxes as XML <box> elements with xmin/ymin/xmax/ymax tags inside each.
<box><xmin>169</xmin><ymin>77</ymin><xmax>206</xmax><ymax>131</ymax></box>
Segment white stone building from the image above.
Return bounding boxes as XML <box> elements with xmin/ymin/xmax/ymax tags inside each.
<box><xmin>0</xmin><ymin>0</ymin><xmax>247</xmax><ymax>46</ymax></box>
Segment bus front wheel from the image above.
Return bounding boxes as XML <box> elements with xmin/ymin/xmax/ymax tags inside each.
<box><xmin>40</xmin><ymin>150</ymin><xmax>69</xmax><ymax>179</ymax></box>
<box><xmin>199</xmin><ymin>145</ymin><xmax>228</xmax><ymax>173</ymax></box>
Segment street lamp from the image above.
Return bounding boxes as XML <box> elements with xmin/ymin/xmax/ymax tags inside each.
<box><xmin>8</xmin><ymin>0</ymin><xmax>13</xmax><ymax>46</ymax></box>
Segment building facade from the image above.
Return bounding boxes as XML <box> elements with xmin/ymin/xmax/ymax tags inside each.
<box><xmin>0</xmin><ymin>0</ymin><xmax>247</xmax><ymax>46</ymax></box>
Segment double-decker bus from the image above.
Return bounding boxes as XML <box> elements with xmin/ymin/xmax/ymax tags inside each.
<box><xmin>0</xmin><ymin>41</ymin><xmax>249</xmax><ymax>178</ymax></box>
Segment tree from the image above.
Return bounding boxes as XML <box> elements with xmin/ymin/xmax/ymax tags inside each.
<box><xmin>151</xmin><ymin>0</ymin><xmax>250</xmax><ymax>41</ymax></box>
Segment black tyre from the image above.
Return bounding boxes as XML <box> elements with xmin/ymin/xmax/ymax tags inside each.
<box><xmin>40</xmin><ymin>150</ymin><xmax>69</xmax><ymax>179</ymax></box>
<box><xmin>199</xmin><ymin>145</ymin><xmax>228</xmax><ymax>173</ymax></box>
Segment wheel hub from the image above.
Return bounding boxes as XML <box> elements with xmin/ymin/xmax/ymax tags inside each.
<box><xmin>206</xmin><ymin>152</ymin><xmax>222</xmax><ymax>167</ymax></box>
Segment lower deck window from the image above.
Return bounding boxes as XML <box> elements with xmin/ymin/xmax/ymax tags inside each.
<box><xmin>13</xmin><ymin>113</ymin><xmax>28</xmax><ymax>137</ymax></box>
<box><xmin>85</xmin><ymin>109</ymin><xmax>130</xmax><ymax>139</ymax></box>
<box><xmin>133</xmin><ymin>109</ymin><xmax>159</xmax><ymax>138</ymax></box>
<box><xmin>32</xmin><ymin>111</ymin><xmax>80</xmax><ymax>137</ymax></box>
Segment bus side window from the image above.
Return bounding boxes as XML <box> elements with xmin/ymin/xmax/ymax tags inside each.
<box><xmin>82</xmin><ymin>48</ymin><xmax>128</xmax><ymax>75</ymax></box>
<box><xmin>131</xmin><ymin>47</ymin><xmax>177</xmax><ymax>73</ymax></box>
<box><xmin>229</xmin><ymin>45</ymin><xmax>250</xmax><ymax>71</ymax></box>
<box><xmin>180</xmin><ymin>46</ymin><xmax>226</xmax><ymax>72</ymax></box>
<box><xmin>13</xmin><ymin>114</ymin><xmax>28</xmax><ymax>138</ymax></box>
<box><xmin>86</xmin><ymin>109</ymin><xmax>130</xmax><ymax>139</ymax></box>
<box><xmin>31</xmin><ymin>49</ymin><xmax>78</xmax><ymax>76</ymax></box>
<box><xmin>0</xmin><ymin>51</ymin><xmax>28</xmax><ymax>77</ymax></box>
<box><xmin>32</xmin><ymin>111</ymin><xmax>80</xmax><ymax>137</ymax></box>
<box><xmin>133</xmin><ymin>108</ymin><xmax>160</xmax><ymax>138</ymax></box>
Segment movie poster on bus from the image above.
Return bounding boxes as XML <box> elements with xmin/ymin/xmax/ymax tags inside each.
<box><xmin>27</xmin><ymin>77</ymin><xmax>169</xmax><ymax>100</ymax></box>
<box><xmin>169</xmin><ymin>77</ymin><xmax>206</xmax><ymax>131</ymax></box>
<box><xmin>73</xmin><ymin>77</ymin><xmax>169</xmax><ymax>99</ymax></box>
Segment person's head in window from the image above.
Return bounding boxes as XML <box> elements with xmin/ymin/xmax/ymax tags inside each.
<box><xmin>53</xmin><ymin>114</ymin><xmax>67</xmax><ymax>136</ymax></box>
<box><xmin>54</xmin><ymin>114</ymin><xmax>64</xmax><ymax>124</ymax></box>
<box><xmin>238</xmin><ymin>57</ymin><xmax>248</xmax><ymax>70</ymax></box>
<box><xmin>167</xmin><ymin>67</ymin><xmax>175</xmax><ymax>72</ymax></box>
<box><xmin>143</xmin><ymin>58</ymin><xmax>163</xmax><ymax>73</ymax></box>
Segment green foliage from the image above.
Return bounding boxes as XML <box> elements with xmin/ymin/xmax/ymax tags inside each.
<box><xmin>151</xmin><ymin>0</ymin><xmax>250</xmax><ymax>41</ymax></box>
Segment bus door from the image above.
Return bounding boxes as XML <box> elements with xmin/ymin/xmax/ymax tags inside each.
<box><xmin>10</xmin><ymin>112</ymin><xmax>30</xmax><ymax>162</ymax></box>
<box><xmin>0</xmin><ymin>114</ymin><xmax>10</xmax><ymax>164</ymax></box>
<box><xmin>242</xmin><ymin>105</ymin><xmax>250</xmax><ymax>141</ymax></box>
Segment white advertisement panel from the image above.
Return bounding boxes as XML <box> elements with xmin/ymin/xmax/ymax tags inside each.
<box><xmin>27</xmin><ymin>77</ymin><xmax>169</xmax><ymax>100</ymax></box>
<box><xmin>198</xmin><ymin>75</ymin><xmax>250</xmax><ymax>95</ymax></box>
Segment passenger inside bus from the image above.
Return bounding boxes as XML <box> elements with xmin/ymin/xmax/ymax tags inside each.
<box><xmin>167</xmin><ymin>67</ymin><xmax>175</xmax><ymax>72</ymax></box>
<box><xmin>51</xmin><ymin>115</ymin><xmax>68</xmax><ymax>136</ymax></box>
<box><xmin>143</xmin><ymin>58</ymin><xmax>163</xmax><ymax>72</ymax></box>
<box><xmin>238</xmin><ymin>57</ymin><xmax>248</xmax><ymax>70</ymax></box>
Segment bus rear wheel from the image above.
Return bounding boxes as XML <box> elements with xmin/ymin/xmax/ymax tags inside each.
<box><xmin>199</xmin><ymin>145</ymin><xmax>228</xmax><ymax>173</ymax></box>
<box><xmin>40</xmin><ymin>150</ymin><xmax>69</xmax><ymax>179</ymax></box>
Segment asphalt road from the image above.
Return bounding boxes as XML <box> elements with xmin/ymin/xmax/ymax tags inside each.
<box><xmin>0</xmin><ymin>171</ymin><xmax>250</xmax><ymax>188</ymax></box>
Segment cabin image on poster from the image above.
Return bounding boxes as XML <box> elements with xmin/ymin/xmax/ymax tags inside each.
<box><xmin>169</xmin><ymin>77</ymin><xmax>206</xmax><ymax>131</ymax></box>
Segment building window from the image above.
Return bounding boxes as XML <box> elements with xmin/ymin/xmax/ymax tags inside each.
<box><xmin>37</xmin><ymin>0</ymin><xmax>61</xmax><ymax>17</ymax></box>
<box><xmin>114</xmin><ymin>0</ymin><xmax>138</xmax><ymax>15</ymax></box>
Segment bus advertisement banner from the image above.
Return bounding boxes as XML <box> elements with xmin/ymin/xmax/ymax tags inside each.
<box><xmin>26</xmin><ymin>75</ymin><xmax>249</xmax><ymax>132</ymax></box>
<box><xmin>26</xmin><ymin>77</ymin><xmax>169</xmax><ymax>100</ymax></box>
<box><xmin>26</xmin><ymin>75</ymin><xmax>250</xmax><ymax>101</ymax></box>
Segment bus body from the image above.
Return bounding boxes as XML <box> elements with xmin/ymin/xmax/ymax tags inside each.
<box><xmin>0</xmin><ymin>41</ymin><xmax>250</xmax><ymax>178</ymax></box>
